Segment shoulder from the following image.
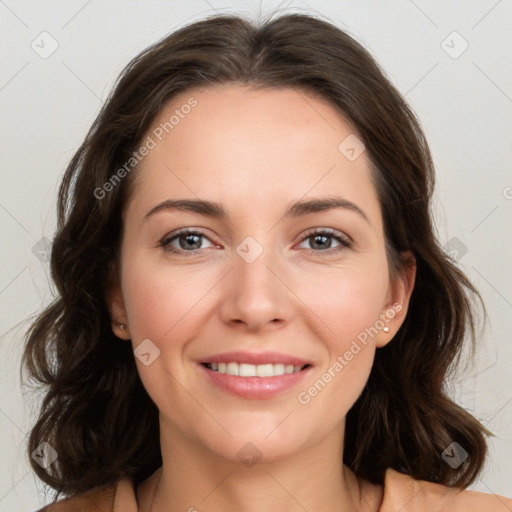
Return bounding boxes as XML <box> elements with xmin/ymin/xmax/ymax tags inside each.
<box><xmin>33</xmin><ymin>478</ymin><xmax>134</xmax><ymax>512</ymax></box>
<box><xmin>380</xmin><ymin>468</ymin><xmax>512</xmax><ymax>512</ymax></box>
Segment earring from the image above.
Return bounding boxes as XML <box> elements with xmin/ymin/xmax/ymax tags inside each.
<box><xmin>382</xmin><ymin>326</ymin><xmax>390</xmax><ymax>333</ymax></box>
<box><xmin>112</xmin><ymin>321</ymin><xmax>128</xmax><ymax>333</ymax></box>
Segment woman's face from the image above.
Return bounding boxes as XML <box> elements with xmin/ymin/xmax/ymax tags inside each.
<box><xmin>111</xmin><ymin>84</ymin><xmax>414</xmax><ymax>464</ymax></box>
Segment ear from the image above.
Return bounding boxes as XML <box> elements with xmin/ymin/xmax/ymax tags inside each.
<box><xmin>106</xmin><ymin>280</ymin><xmax>131</xmax><ymax>340</ymax></box>
<box><xmin>375</xmin><ymin>251</ymin><xmax>416</xmax><ymax>348</ymax></box>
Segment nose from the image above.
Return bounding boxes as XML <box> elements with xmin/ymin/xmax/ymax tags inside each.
<box><xmin>219</xmin><ymin>241</ymin><xmax>293</xmax><ymax>332</ymax></box>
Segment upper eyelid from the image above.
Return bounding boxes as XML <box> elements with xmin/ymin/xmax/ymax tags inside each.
<box><xmin>161</xmin><ymin>228</ymin><xmax>216</xmax><ymax>245</ymax></box>
<box><xmin>300</xmin><ymin>226</ymin><xmax>353</xmax><ymax>243</ymax></box>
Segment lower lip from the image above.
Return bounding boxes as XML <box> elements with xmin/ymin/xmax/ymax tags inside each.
<box><xmin>199</xmin><ymin>364</ymin><xmax>312</xmax><ymax>399</ymax></box>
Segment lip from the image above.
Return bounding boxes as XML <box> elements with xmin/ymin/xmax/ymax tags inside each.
<box><xmin>197</xmin><ymin>351</ymin><xmax>313</xmax><ymax>400</ymax></box>
<box><xmin>200</xmin><ymin>351</ymin><xmax>311</xmax><ymax>366</ymax></box>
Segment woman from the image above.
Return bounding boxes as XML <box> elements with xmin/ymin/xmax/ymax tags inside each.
<box><xmin>23</xmin><ymin>11</ymin><xmax>512</xmax><ymax>512</ymax></box>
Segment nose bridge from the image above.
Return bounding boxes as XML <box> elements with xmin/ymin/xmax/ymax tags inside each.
<box><xmin>234</xmin><ymin>233</ymin><xmax>281</xmax><ymax>295</ymax></box>
<box><xmin>221</xmin><ymin>232</ymin><xmax>290</xmax><ymax>328</ymax></box>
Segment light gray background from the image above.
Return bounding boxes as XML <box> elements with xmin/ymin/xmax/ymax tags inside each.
<box><xmin>1</xmin><ymin>0</ymin><xmax>511</xmax><ymax>510</ymax></box>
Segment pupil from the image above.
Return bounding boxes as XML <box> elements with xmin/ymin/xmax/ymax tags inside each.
<box><xmin>312</xmin><ymin>234</ymin><xmax>330</xmax><ymax>250</ymax></box>
<box><xmin>181</xmin><ymin>234</ymin><xmax>201</xmax><ymax>250</ymax></box>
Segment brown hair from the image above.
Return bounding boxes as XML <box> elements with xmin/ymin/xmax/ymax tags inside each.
<box><xmin>21</xmin><ymin>11</ymin><xmax>492</xmax><ymax>500</ymax></box>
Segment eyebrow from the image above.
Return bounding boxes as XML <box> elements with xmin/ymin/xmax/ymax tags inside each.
<box><xmin>144</xmin><ymin>196</ymin><xmax>370</xmax><ymax>224</ymax></box>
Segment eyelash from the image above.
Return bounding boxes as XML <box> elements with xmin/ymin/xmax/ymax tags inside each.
<box><xmin>158</xmin><ymin>228</ymin><xmax>352</xmax><ymax>257</ymax></box>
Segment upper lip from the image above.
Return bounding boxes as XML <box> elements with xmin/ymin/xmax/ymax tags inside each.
<box><xmin>201</xmin><ymin>351</ymin><xmax>312</xmax><ymax>366</ymax></box>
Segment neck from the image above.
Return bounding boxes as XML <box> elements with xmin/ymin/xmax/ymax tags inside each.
<box><xmin>138</xmin><ymin>416</ymin><xmax>382</xmax><ymax>512</ymax></box>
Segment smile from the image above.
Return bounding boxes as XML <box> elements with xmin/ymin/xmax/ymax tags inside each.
<box><xmin>202</xmin><ymin>362</ymin><xmax>310</xmax><ymax>377</ymax></box>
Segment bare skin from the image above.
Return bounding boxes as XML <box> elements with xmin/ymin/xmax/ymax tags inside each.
<box><xmin>108</xmin><ymin>84</ymin><xmax>416</xmax><ymax>512</ymax></box>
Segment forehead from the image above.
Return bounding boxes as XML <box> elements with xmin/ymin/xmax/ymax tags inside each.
<box><xmin>127</xmin><ymin>84</ymin><xmax>381</xmax><ymax>226</ymax></box>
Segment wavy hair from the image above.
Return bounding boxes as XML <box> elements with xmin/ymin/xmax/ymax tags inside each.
<box><xmin>22</xmin><ymin>11</ymin><xmax>491</xmax><ymax>500</ymax></box>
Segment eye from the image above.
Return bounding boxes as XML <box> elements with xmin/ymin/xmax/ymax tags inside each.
<box><xmin>297</xmin><ymin>228</ymin><xmax>352</xmax><ymax>255</ymax></box>
<box><xmin>159</xmin><ymin>228</ymin><xmax>215</xmax><ymax>256</ymax></box>
<box><xmin>158</xmin><ymin>227</ymin><xmax>352</xmax><ymax>257</ymax></box>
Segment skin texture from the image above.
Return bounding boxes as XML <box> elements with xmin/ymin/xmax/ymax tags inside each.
<box><xmin>108</xmin><ymin>84</ymin><xmax>416</xmax><ymax>512</ymax></box>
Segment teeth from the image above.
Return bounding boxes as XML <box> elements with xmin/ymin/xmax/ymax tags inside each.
<box><xmin>206</xmin><ymin>362</ymin><xmax>304</xmax><ymax>377</ymax></box>
<box><xmin>227</xmin><ymin>362</ymin><xmax>239</xmax><ymax>376</ymax></box>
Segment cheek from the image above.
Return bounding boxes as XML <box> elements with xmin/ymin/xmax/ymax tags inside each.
<box><xmin>121</xmin><ymin>255</ymin><xmax>211</xmax><ymax>342</ymax></box>
<box><xmin>298</xmin><ymin>260</ymin><xmax>389</xmax><ymax>345</ymax></box>
<box><xmin>119</xmin><ymin>258</ymin><xmax>215</xmax><ymax>409</ymax></box>
<box><xmin>292</xmin><ymin>261</ymin><xmax>388</xmax><ymax>410</ymax></box>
